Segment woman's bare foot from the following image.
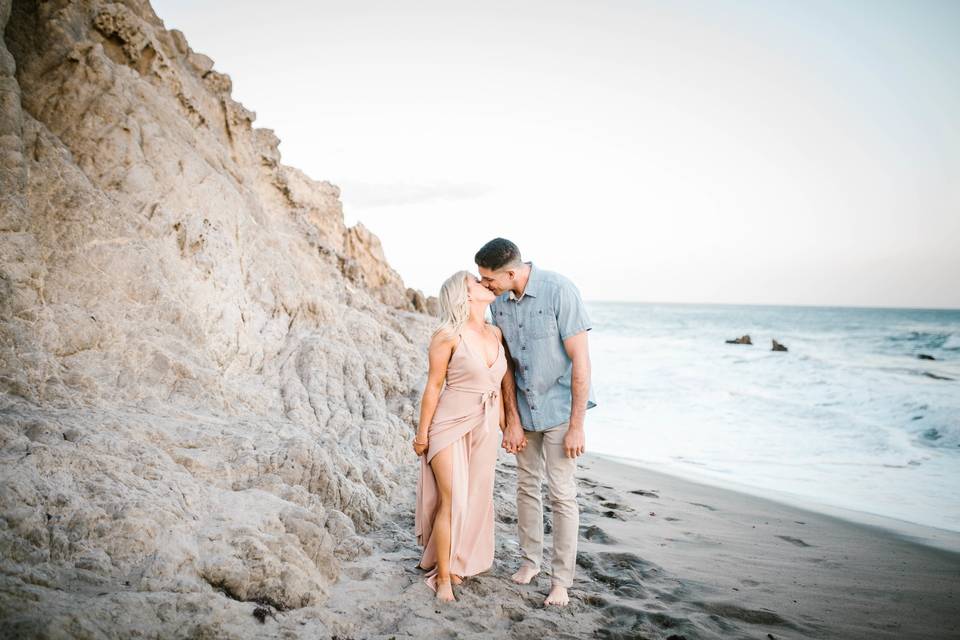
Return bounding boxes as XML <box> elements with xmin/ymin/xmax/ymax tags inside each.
<box><xmin>451</xmin><ymin>574</ymin><xmax>463</xmax><ymax>585</ymax></box>
<box><xmin>544</xmin><ymin>584</ymin><xmax>570</xmax><ymax>606</ymax></box>
<box><xmin>511</xmin><ymin>562</ymin><xmax>539</xmax><ymax>584</ymax></box>
<box><xmin>435</xmin><ymin>577</ymin><xmax>455</xmax><ymax>602</ymax></box>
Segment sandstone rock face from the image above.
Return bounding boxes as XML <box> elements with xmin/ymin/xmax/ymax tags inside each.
<box><xmin>0</xmin><ymin>0</ymin><xmax>438</xmax><ymax>634</ymax></box>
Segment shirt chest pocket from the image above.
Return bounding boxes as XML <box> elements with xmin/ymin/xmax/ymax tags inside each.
<box><xmin>527</xmin><ymin>307</ymin><xmax>558</xmax><ymax>339</ymax></box>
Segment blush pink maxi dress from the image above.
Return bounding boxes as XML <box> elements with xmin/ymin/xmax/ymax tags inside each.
<box><xmin>415</xmin><ymin>330</ymin><xmax>507</xmax><ymax>592</ymax></box>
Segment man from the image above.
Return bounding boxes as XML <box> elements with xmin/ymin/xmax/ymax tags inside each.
<box><xmin>475</xmin><ymin>237</ymin><xmax>596</xmax><ymax>607</ymax></box>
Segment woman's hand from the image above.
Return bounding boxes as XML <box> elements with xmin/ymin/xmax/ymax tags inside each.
<box><xmin>413</xmin><ymin>435</ymin><xmax>429</xmax><ymax>456</ymax></box>
<box><xmin>502</xmin><ymin>421</ymin><xmax>527</xmax><ymax>454</ymax></box>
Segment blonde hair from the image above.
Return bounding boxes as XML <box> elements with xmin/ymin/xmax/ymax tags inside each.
<box><xmin>433</xmin><ymin>270</ymin><xmax>473</xmax><ymax>340</ymax></box>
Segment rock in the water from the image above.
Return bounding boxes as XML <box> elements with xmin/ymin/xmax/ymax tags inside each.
<box><xmin>917</xmin><ymin>354</ymin><xmax>936</xmax><ymax>361</ymax></box>
<box><xmin>772</xmin><ymin>339</ymin><xmax>788</xmax><ymax>352</ymax></box>
<box><xmin>726</xmin><ymin>335</ymin><xmax>753</xmax><ymax>345</ymax></box>
<box><xmin>0</xmin><ymin>0</ymin><xmax>439</xmax><ymax>635</ymax></box>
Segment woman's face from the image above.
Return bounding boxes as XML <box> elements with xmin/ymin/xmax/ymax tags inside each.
<box><xmin>467</xmin><ymin>275</ymin><xmax>497</xmax><ymax>304</ymax></box>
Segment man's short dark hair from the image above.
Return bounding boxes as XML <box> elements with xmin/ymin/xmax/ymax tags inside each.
<box><xmin>475</xmin><ymin>238</ymin><xmax>522</xmax><ymax>271</ymax></box>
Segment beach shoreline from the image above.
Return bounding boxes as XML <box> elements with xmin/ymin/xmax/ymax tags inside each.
<box><xmin>307</xmin><ymin>450</ymin><xmax>960</xmax><ymax>639</ymax></box>
<box><xmin>589</xmin><ymin>451</ymin><xmax>960</xmax><ymax>556</ymax></box>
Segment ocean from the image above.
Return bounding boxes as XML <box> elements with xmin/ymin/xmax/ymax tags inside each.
<box><xmin>584</xmin><ymin>302</ymin><xmax>960</xmax><ymax>539</ymax></box>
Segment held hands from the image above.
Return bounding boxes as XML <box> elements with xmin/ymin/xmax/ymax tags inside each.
<box><xmin>501</xmin><ymin>421</ymin><xmax>527</xmax><ymax>455</ymax></box>
<box><xmin>412</xmin><ymin>434</ymin><xmax>429</xmax><ymax>457</ymax></box>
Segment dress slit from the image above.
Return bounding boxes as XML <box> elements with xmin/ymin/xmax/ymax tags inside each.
<box><xmin>414</xmin><ymin>328</ymin><xmax>507</xmax><ymax>592</ymax></box>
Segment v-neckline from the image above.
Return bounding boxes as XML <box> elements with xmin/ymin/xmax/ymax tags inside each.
<box><xmin>462</xmin><ymin>333</ymin><xmax>501</xmax><ymax>369</ymax></box>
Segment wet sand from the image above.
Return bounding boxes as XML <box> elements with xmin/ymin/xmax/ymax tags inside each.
<box><xmin>301</xmin><ymin>451</ymin><xmax>960</xmax><ymax>639</ymax></box>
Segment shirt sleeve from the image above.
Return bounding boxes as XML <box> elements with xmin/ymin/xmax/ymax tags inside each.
<box><xmin>555</xmin><ymin>279</ymin><xmax>592</xmax><ymax>340</ymax></box>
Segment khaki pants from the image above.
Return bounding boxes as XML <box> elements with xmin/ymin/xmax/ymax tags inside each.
<box><xmin>515</xmin><ymin>421</ymin><xmax>579</xmax><ymax>588</ymax></box>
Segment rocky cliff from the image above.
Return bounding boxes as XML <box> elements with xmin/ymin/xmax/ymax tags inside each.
<box><xmin>0</xmin><ymin>0</ymin><xmax>438</xmax><ymax>634</ymax></box>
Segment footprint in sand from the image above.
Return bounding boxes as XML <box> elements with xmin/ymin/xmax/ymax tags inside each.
<box><xmin>580</xmin><ymin>502</ymin><xmax>602</xmax><ymax>516</ymax></box>
<box><xmin>600</xmin><ymin>501</ymin><xmax>635</xmax><ymax>512</ymax></box>
<box><xmin>806</xmin><ymin>557</ymin><xmax>843</xmax><ymax>569</ymax></box>
<box><xmin>580</xmin><ymin>524</ymin><xmax>617</xmax><ymax>544</ymax></box>
<box><xmin>500</xmin><ymin>604</ymin><xmax>525</xmax><ymax>622</ymax></box>
<box><xmin>695</xmin><ymin>601</ymin><xmax>791</xmax><ymax>627</ymax></box>
<box><xmin>582</xmin><ymin>593</ymin><xmax>609</xmax><ymax>607</ymax></box>
<box><xmin>577</xmin><ymin>477</ymin><xmax>615</xmax><ymax>490</ymax></box>
<box><xmin>595</xmin><ymin>603</ymin><xmax>694</xmax><ymax>639</ymax></box>
<box><xmin>687</xmin><ymin>502</ymin><xmax>718</xmax><ymax>511</ymax></box>
<box><xmin>776</xmin><ymin>535</ymin><xmax>812</xmax><ymax>547</ymax></box>
<box><xmin>496</xmin><ymin>501</ymin><xmax>518</xmax><ymax>524</ymax></box>
<box><xmin>578</xmin><ymin>485</ymin><xmax>634</xmax><ymax>521</ymax></box>
<box><xmin>629</xmin><ymin>489</ymin><xmax>660</xmax><ymax>498</ymax></box>
<box><xmin>576</xmin><ymin>551</ymin><xmax>662</xmax><ymax>599</ymax></box>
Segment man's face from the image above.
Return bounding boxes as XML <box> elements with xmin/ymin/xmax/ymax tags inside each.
<box><xmin>477</xmin><ymin>266</ymin><xmax>514</xmax><ymax>296</ymax></box>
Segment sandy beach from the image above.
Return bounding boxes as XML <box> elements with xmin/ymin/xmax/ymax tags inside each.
<box><xmin>2</xmin><ymin>2</ymin><xmax>957</xmax><ymax>639</ymax></box>
<box><xmin>303</xmin><ymin>450</ymin><xmax>960</xmax><ymax>640</ymax></box>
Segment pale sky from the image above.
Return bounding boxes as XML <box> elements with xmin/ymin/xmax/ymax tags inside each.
<box><xmin>155</xmin><ymin>0</ymin><xmax>960</xmax><ymax>308</ymax></box>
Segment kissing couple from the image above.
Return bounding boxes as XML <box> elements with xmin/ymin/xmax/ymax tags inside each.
<box><xmin>412</xmin><ymin>237</ymin><xmax>597</xmax><ymax>606</ymax></box>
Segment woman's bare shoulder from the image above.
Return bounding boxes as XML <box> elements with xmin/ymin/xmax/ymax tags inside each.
<box><xmin>429</xmin><ymin>327</ymin><xmax>460</xmax><ymax>350</ymax></box>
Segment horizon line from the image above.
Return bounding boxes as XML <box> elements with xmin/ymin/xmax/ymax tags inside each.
<box><xmin>581</xmin><ymin>299</ymin><xmax>960</xmax><ymax>312</ymax></box>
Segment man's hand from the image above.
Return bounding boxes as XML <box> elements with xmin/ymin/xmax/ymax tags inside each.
<box><xmin>502</xmin><ymin>422</ymin><xmax>527</xmax><ymax>454</ymax></box>
<box><xmin>563</xmin><ymin>424</ymin><xmax>585</xmax><ymax>458</ymax></box>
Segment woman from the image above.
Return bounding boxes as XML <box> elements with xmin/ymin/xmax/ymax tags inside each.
<box><xmin>413</xmin><ymin>270</ymin><xmax>515</xmax><ymax>602</ymax></box>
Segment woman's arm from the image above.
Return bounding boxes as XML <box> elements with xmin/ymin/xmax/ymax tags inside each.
<box><xmin>499</xmin><ymin>387</ymin><xmax>506</xmax><ymax>430</ymax></box>
<box><xmin>414</xmin><ymin>330</ymin><xmax>456</xmax><ymax>453</ymax></box>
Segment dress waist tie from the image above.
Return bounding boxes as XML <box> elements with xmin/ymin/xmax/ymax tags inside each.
<box><xmin>445</xmin><ymin>386</ymin><xmax>499</xmax><ymax>434</ymax></box>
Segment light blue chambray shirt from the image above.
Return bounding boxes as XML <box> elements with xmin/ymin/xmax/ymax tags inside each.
<box><xmin>490</xmin><ymin>262</ymin><xmax>597</xmax><ymax>431</ymax></box>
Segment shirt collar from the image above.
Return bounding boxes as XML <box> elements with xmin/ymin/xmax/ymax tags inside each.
<box><xmin>507</xmin><ymin>261</ymin><xmax>538</xmax><ymax>301</ymax></box>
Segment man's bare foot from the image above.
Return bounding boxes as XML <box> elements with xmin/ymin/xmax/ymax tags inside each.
<box><xmin>451</xmin><ymin>574</ymin><xmax>463</xmax><ymax>585</ymax></box>
<box><xmin>511</xmin><ymin>563</ymin><xmax>539</xmax><ymax>584</ymax></box>
<box><xmin>544</xmin><ymin>584</ymin><xmax>570</xmax><ymax>606</ymax></box>
<box><xmin>435</xmin><ymin>577</ymin><xmax>455</xmax><ymax>602</ymax></box>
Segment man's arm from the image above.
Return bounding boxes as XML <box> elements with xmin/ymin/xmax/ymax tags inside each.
<box><xmin>563</xmin><ymin>331</ymin><xmax>591</xmax><ymax>457</ymax></box>
<box><xmin>500</xmin><ymin>340</ymin><xmax>522</xmax><ymax>429</ymax></box>
<box><xmin>499</xmin><ymin>334</ymin><xmax>526</xmax><ymax>453</ymax></box>
<box><xmin>554</xmin><ymin>278</ymin><xmax>592</xmax><ymax>458</ymax></box>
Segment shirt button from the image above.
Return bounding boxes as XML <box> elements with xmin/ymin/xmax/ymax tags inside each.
<box><xmin>522</xmin><ymin>345</ymin><xmax>526</xmax><ymax>350</ymax></box>
<box><xmin>519</xmin><ymin>323</ymin><xmax>523</xmax><ymax>328</ymax></box>
<box><xmin>531</xmin><ymin>405</ymin><xmax>537</xmax><ymax>410</ymax></box>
